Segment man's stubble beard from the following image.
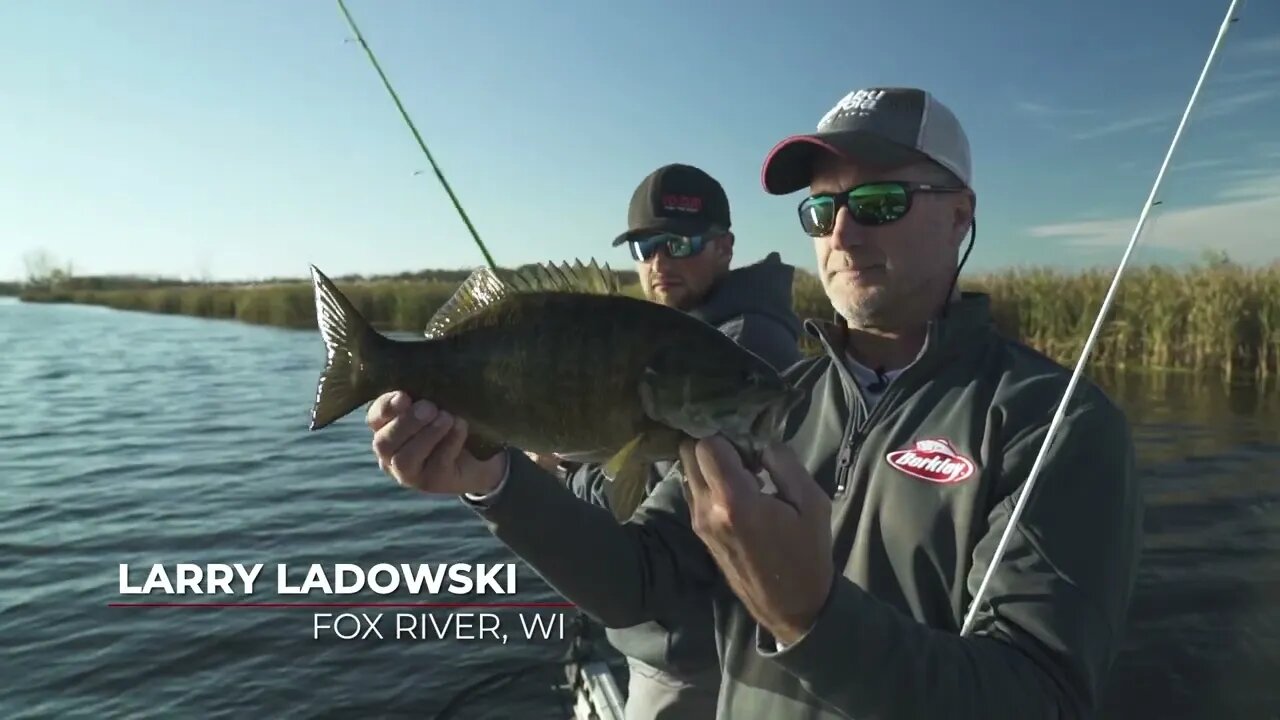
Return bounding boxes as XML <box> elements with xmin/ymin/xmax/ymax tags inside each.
<box><xmin>826</xmin><ymin>276</ymin><xmax>895</xmax><ymax>330</ymax></box>
<box><xmin>646</xmin><ymin>286</ymin><xmax>695</xmax><ymax>311</ymax></box>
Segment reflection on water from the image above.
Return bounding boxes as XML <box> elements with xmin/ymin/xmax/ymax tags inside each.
<box><xmin>1090</xmin><ymin>368</ymin><xmax>1280</xmax><ymax>719</ymax></box>
<box><xmin>1</xmin><ymin>298</ymin><xmax>1278</xmax><ymax>718</ymax></box>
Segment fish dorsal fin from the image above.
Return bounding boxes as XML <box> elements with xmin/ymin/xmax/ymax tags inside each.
<box><xmin>423</xmin><ymin>259</ymin><xmax>622</xmax><ymax>338</ymax></box>
<box><xmin>505</xmin><ymin>258</ymin><xmax>622</xmax><ymax>296</ymax></box>
<box><xmin>424</xmin><ymin>266</ymin><xmax>510</xmax><ymax>338</ymax></box>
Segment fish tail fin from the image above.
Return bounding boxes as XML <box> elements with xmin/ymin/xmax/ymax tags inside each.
<box><xmin>309</xmin><ymin>265</ymin><xmax>385</xmax><ymax>431</ymax></box>
<box><xmin>603</xmin><ymin>434</ymin><xmax>650</xmax><ymax>522</ymax></box>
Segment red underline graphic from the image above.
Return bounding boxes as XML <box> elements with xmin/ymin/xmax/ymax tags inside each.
<box><xmin>109</xmin><ymin>602</ymin><xmax>576</xmax><ymax>609</ymax></box>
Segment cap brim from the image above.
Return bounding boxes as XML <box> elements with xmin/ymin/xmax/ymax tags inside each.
<box><xmin>760</xmin><ymin>131</ymin><xmax>928</xmax><ymax>195</ymax></box>
<box><xmin>611</xmin><ymin>217</ymin><xmax>719</xmax><ymax>247</ymax></box>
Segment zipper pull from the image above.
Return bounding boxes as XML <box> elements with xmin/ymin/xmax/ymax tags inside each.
<box><xmin>834</xmin><ymin>443</ymin><xmax>853</xmax><ymax>494</ymax></box>
<box><xmin>837</xmin><ymin>443</ymin><xmax>853</xmax><ymax>468</ymax></box>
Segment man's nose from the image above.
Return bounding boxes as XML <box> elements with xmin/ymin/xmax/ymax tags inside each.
<box><xmin>827</xmin><ymin>206</ymin><xmax>866</xmax><ymax>251</ymax></box>
<box><xmin>650</xmin><ymin>246</ymin><xmax>675</xmax><ymax>269</ymax></box>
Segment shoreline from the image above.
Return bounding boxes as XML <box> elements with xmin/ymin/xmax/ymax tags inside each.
<box><xmin>15</xmin><ymin>262</ymin><xmax>1280</xmax><ymax>381</ymax></box>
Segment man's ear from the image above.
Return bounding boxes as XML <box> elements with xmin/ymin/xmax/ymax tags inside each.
<box><xmin>952</xmin><ymin>196</ymin><xmax>975</xmax><ymax>247</ymax></box>
<box><xmin>716</xmin><ymin>232</ymin><xmax>735</xmax><ymax>266</ymax></box>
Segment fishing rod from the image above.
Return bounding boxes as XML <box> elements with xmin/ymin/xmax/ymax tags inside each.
<box><xmin>960</xmin><ymin>0</ymin><xmax>1247</xmax><ymax>637</ymax></box>
<box><xmin>334</xmin><ymin>3</ymin><xmax>606</xmax><ymax>715</ymax></box>
<box><xmin>335</xmin><ymin>0</ymin><xmax>499</xmax><ymax>272</ymax></box>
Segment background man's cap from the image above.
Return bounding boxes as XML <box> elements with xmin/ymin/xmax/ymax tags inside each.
<box><xmin>760</xmin><ymin>87</ymin><xmax>972</xmax><ymax>195</ymax></box>
<box><xmin>612</xmin><ymin>163</ymin><xmax>732</xmax><ymax>247</ymax></box>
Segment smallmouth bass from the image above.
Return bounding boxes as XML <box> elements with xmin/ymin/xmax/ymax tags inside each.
<box><xmin>308</xmin><ymin>259</ymin><xmax>802</xmax><ymax>520</ymax></box>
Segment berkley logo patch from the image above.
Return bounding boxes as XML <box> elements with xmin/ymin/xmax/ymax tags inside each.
<box><xmin>886</xmin><ymin>438</ymin><xmax>975</xmax><ymax>484</ymax></box>
<box><xmin>661</xmin><ymin>193</ymin><xmax>703</xmax><ymax>214</ymax></box>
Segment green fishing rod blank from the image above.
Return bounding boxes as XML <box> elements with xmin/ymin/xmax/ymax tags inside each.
<box><xmin>336</xmin><ymin>0</ymin><xmax>499</xmax><ymax>272</ymax></box>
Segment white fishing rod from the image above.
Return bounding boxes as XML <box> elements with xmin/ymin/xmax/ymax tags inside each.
<box><xmin>960</xmin><ymin>0</ymin><xmax>1247</xmax><ymax>637</ymax></box>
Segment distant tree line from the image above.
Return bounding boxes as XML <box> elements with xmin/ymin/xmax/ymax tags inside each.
<box><xmin>6</xmin><ymin>248</ymin><xmax>641</xmax><ymax>297</ymax></box>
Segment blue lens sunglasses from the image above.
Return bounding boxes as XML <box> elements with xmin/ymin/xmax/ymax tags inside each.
<box><xmin>627</xmin><ymin>229</ymin><xmax>727</xmax><ymax>262</ymax></box>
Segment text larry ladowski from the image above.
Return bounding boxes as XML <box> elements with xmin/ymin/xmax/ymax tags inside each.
<box><xmin>118</xmin><ymin>563</ymin><xmax>518</xmax><ymax>595</ymax></box>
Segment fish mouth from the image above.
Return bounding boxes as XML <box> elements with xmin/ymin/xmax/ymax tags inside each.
<box><xmin>748</xmin><ymin>387</ymin><xmax>804</xmax><ymax>443</ymax></box>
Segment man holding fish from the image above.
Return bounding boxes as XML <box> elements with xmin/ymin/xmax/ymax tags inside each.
<box><xmin>527</xmin><ymin>161</ymin><xmax>804</xmax><ymax>719</ymax></box>
<box><xmin>354</xmin><ymin>86</ymin><xmax>1144</xmax><ymax>718</ymax></box>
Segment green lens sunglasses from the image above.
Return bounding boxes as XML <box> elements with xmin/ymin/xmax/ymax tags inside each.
<box><xmin>797</xmin><ymin>181</ymin><xmax>967</xmax><ymax>237</ymax></box>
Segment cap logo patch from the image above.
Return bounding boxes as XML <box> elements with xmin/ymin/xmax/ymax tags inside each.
<box><xmin>885</xmin><ymin>438</ymin><xmax>975</xmax><ymax>484</ymax></box>
<box><xmin>818</xmin><ymin>89</ymin><xmax>885</xmax><ymax>130</ymax></box>
<box><xmin>661</xmin><ymin>194</ymin><xmax>703</xmax><ymax>214</ymax></box>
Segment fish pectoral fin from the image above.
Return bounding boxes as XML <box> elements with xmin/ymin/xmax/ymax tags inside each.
<box><xmin>602</xmin><ymin>433</ymin><xmax>644</xmax><ymax>479</ymax></box>
<box><xmin>604</xmin><ymin>458</ymin><xmax>650</xmax><ymax>520</ymax></box>
<box><xmin>604</xmin><ymin>427</ymin><xmax>688</xmax><ymax>521</ymax></box>
<box><xmin>555</xmin><ymin>449</ymin><xmax>610</xmax><ymax>463</ymax></box>
<box><xmin>606</xmin><ymin>460</ymin><xmax>648</xmax><ymax>523</ymax></box>
<box><xmin>602</xmin><ymin>434</ymin><xmax>649</xmax><ymax>522</ymax></box>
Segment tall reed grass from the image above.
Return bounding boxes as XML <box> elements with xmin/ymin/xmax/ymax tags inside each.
<box><xmin>21</xmin><ymin>261</ymin><xmax>1280</xmax><ymax>380</ymax></box>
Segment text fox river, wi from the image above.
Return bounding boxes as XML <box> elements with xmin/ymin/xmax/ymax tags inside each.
<box><xmin>118</xmin><ymin>563</ymin><xmax>518</xmax><ymax>595</ymax></box>
<box><xmin>312</xmin><ymin>611</ymin><xmax>566</xmax><ymax>643</ymax></box>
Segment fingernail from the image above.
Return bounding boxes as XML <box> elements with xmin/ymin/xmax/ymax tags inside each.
<box><xmin>412</xmin><ymin>400</ymin><xmax>435</xmax><ymax>421</ymax></box>
<box><xmin>435</xmin><ymin>411</ymin><xmax>452</xmax><ymax>425</ymax></box>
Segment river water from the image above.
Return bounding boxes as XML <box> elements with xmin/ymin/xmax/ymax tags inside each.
<box><xmin>2</xmin><ymin>297</ymin><xmax>1278</xmax><ymax>719</ymax></box>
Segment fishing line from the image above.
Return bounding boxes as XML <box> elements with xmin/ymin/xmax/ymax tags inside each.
<box><xmin>960</xmin><ymin>0</ymin><xmax>1247</xmax><ymax>637</ymax></box>
<box><xmin>335</xmin><ymin>0</ymin><xmax>498</xmax><ymax>272</ymax></box>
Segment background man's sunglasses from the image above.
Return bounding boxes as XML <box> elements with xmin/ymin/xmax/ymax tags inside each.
<box><xmin>628</xmin><ymin>231</ymin><xmax>721</xmax><ymax>262</ymax></box>
<box><xmin>797</xmin><ymin>181</ymin><xmax>967</xmax><ymax>237</ymax></box>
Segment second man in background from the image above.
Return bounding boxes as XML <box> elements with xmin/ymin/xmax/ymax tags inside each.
<box><xmin>537</xmin><ymin>162</ymin><xmax>803</xmax><ymax>719</ymax></box>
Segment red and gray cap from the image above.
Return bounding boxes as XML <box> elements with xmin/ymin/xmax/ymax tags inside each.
<box><xmin>761</xmin><ymin>87</ymin><xmax>972</xmax><ymax>195</ymax></box>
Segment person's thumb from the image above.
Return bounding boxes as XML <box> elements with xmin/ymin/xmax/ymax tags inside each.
<box><xmin>761</xmin><ymin>442</ymin><xmax>826</xmax><ymax>514</ymax></box>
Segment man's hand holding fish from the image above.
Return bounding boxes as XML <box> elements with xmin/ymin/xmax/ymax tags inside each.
<box><xmin>679</xmin><ymin>436</ymin><xmax>834</xmax><ymax>648</ymax></box>
<box><xmin>367</xmin><ymin>391</ymin><xmax>505</xmax><ymax>497</ymax></box>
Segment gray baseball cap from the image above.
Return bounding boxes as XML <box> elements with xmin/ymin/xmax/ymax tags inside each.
<box><xmin>761</xmin><ymin>87</ymin><xmax>973</xmax><ymax>195</ymax></box>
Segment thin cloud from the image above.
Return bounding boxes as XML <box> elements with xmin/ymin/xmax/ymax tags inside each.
<box><xmin>1014</xmin><ymin>100</ymin><xmax>1054</xmax><ymax>116</ymax></box>
<box><xmin>1014</xmin><ymin>100</ymin><xmax>1099</xmax><ymax>118</ymax></box>
<box><xmin>1255</xmin><ymin>141</ymin><xmax>1280</xmax><ymax>158</ymax></box>
<box><xmin>1219</xmin><ymin>67</ymin><xmax>1280</xmax><ymax>84</ymax></box>
<box><xmin>1013</xmin><ymin>100</ymin><xmax>1103</xmax><ymax>136</ymax></box>
<box><xmin>1198</xmin><ymin>86</ymin><xmax>1280</xmax><ymax>118</ymax></box>
<box><xmin>1222</xmin><ymin>166</ymin><xmax>1280</xmax><ymax>181</ymax></box>
<box><xmin>1026</xmin><ymin>172</ymin><xmax>1280</xmax><ymax>263</ymax></box>
<box><xmin>1029</xmin><ymin>218</ymin><xmax>1137</xmax><ymax>247</ymax></box>
<box><xmin>1214</xmin><ymin>172</ymin><xmax>1280</xmax><ymax>201</ymax></box>
<box><xmin>1071</xmin><ymin>112</ymin><xmax>1173</xmax><ymax>140</ymax></box>
<box><xmin>1171</xmin><ymin>158</ymin><xmax>1232</xmax><ymax>172</ymax></box>
<box><xmin>1029</xmin><ymin>80</ymin><xmax>1279</xmax><ymax>141</ymax></box>
<box><xmin>1235</xmin><ymin>34</ymin><xmax>1280</xmax><ymax>55</ymax></box>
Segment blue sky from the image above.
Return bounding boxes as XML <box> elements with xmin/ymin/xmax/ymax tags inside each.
<box><xmin>1</xmin><ymin>0</ymin><xmax>1277</xmax><ymax>282</ymax></box>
